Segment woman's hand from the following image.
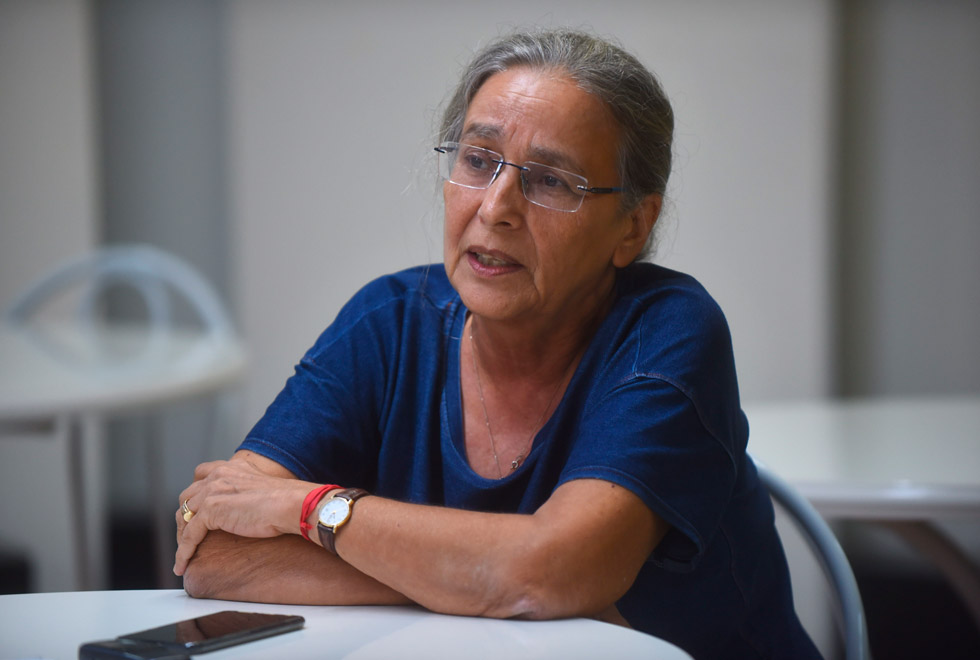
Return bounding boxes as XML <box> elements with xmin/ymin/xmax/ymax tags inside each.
<box><xmin>174</xmin><ymin>452</ymin><xmax>313</xmax><ymax>576</ymax></box>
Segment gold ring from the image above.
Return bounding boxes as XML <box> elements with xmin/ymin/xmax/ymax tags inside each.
<box><xmin>181</xmin><ymin>500</ymin><xmax>195</xmax><ymax>522</ymax></box>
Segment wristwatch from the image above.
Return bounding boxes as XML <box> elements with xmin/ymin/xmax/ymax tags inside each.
<box><xmin>316</xmin><ymin>488</ymin><xmax>369</xmax><ymax>555</ymax></box>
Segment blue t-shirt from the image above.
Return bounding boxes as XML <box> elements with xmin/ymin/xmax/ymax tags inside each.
<box><xmin>241</xmin><ymin>263</ymin><xmax>820</xmax><ymax>659</ymax></box>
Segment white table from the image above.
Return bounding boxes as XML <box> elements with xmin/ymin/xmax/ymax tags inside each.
<box><xmin>0</xmin><ymin>323</ymin><xmax>246</xmax><ymax>421</ymax></box>
<box><xmin>0</xmin><ymin>322</ymin><xmax>247</xmax><ymax>591</ymax></box>
<box><xmin>746</xmin><ymin>395</ymin><xmax>980</xmax><ymax>627</ymax></box>
<box><xmin>0</xmin><ymin>589</ymin><xmax>694</xmax><ymax>660</ymax></box>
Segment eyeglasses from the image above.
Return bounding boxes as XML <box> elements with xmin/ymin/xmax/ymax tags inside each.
<box><xmin>435</xmin><ymin>142</ymin><xmax>622</xmax><ymax>213</ymax></box>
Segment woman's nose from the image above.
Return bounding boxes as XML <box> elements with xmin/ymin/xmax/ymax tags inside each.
<box><xmin>479</xmin><ymin>163</ymin><xmax>527</xmax><ymax>227</ymax></box>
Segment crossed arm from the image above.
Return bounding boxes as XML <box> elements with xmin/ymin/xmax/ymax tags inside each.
<box><xmin>175</xmin><ymin>450</ymin><xmax>668</xmax><ymax>621</ymax></box>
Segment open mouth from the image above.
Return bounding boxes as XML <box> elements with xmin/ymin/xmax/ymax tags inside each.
<box><xmin>465</xmin><ymin>246</ymin><xmax>522</xmax><ymax>274</ymax></box>
<box><xmin>472</xmin><ymin>251</ymin><xmax>514</xmax><ymax>267</ymax></box>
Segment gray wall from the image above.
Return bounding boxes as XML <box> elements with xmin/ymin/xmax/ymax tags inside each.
<box><xmin>0</xmin><ymin>0</ymin><xmax>97</xmax><ymax>301</ymax></box>
<box><xmin>832</xmin><ymin>0</ymin><xmax>980</xmax><ymax>608</ymax></box>
<box><xmin>836</xmin><ymin>0</ymin><xmax>980</xmax><ymax>397</ymax></box>
<box><xmin>96</xmin><ymin>0</ymin><xmax>229</xmax><ymax>299</ymax></box>
<box><xmin>94</xmin><ymin>0</ymin><xmax>232</xmax><ymax>524</ymax></box>
<box><xmin>0</xmin><ymin>0</ymin><xmax>100</xmax><ymax>593</ymax></box>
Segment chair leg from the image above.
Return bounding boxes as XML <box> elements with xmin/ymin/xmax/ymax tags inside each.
<box><xmin>66</xmin><ymin>416</ymin><xmax>90</xmax><ymax>590</ymax></box>
<box><xmin>69</xmin><ymin>414</ymin><xmax>109</xmax><ymax>591</ymax></box>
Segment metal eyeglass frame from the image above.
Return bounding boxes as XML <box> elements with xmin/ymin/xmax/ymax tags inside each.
<box><xmin>435</xmin><ymin>143</ymin><xmax>622</xmax><ymax>212</ymax></box>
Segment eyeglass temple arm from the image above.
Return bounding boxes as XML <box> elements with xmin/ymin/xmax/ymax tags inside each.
<box><xmin>577</xmin><ymin>186</ymin><xmax>623</xmax><ymax>194</ymax></box>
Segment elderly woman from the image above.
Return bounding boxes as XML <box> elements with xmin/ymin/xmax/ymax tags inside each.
<box><xmin>174</xmin><ymin>29</ymin><xmax>821</xmax><ymax>659</ymax></box>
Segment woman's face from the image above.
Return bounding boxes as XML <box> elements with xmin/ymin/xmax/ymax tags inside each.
<box><xmin>443</xmin><ymin>67</ymin><xmax>645</xmax><ymax>329</ymax></box>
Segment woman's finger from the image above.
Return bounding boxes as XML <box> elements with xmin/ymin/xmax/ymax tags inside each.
<box><xmin>174</xmin><ymin>510</ymin><xmax>211</xmax><ymax>575</ymax></box>
<box><xmin>192</xmin><ymin>459</ymin><xmax>231</xmax><ymax>482</ymax></box>
<box><xmin>175</xmin><ymin>508</ymin><xmax>186</xmax><ymax>545</ymax></box>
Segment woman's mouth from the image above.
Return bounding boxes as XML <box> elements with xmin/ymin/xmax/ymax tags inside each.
<box><xmin>466</xmin><ymin>249</ymin><xmax>521</xmax><ymax>274</ymax></box>
<box><xmin>473</xmin><ymin>252</ymin><xmax>513</xmax><ymax>267</ymax></box>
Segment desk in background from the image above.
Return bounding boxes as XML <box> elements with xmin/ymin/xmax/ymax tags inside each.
<box><xmin>0</xmin><ymin>322</ymin><xmax>246</xmax><ymax>591</ymax></box>
<box><xmin>0</xmin><ymin>589</ymin><xmax>693</xmax><ymax>660</ymax></box>
<box><xmin>746</xmin><ymin>395</ymin><xmax>980</xmax><ymax>628</ymax></box>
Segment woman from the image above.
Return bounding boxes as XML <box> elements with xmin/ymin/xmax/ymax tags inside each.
<box><xmin>175</xmin><ymin>29</ymin><xmax>821</xmax><ymax>659</ymax></box>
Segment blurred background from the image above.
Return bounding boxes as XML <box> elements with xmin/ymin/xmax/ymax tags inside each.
<box><xmin>1</xmin><ymin>0</ymin><xmax>978</xmax><ymax>658</ymax></box>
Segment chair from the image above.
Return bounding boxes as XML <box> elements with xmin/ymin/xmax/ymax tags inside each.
<box><xmin>4</xmin><ymin>243</ymin><xmax>236</xmax><ymax>369</ymax></box>
<box><xmin>1</xmin><ymin>244</ymin><xmax>245</xmax><ymax>590</ymax></box>
<box><xmin>753</xmin><ymin>456</ymin><xmax>872</xmax><ymax>660</ymax></box>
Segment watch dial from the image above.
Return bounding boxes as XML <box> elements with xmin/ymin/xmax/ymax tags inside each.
<box><xmin>320</xmin><ymin>498</ymin><xmax>350</xmax><ymax>526</ymax></box>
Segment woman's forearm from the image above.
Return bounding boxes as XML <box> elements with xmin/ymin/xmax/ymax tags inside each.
<box><xmin>182</xmin><ymin>530</ymin><xmax>411</xmax><ymax>606</ymax></box>
<box><xmin>327</xmin><ymin>480</ymin><xmax>663</xmax><ymax>620</ymax></box>
<box><xmin>176</xmin><ymin>453</ymin><xmax>662</xmax><ymax>618</ymax></box>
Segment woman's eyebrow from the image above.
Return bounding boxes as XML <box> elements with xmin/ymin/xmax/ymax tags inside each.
<box><xmin>526</xmin><ymin>145</ymin><xmax>582</xmax><ymax>174</ymax></box>
<box><xmin>460</xmin><ymin>123</ymin><xmax>503</xmax><ymax>141</ymax></box>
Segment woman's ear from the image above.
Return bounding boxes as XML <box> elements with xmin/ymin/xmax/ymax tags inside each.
<box><xmin>613</xmin><ymin>194</ymin><xmax>662</xmax><ymax>267</ymax></box>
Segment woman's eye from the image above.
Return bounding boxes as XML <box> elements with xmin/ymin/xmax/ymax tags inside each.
<box><xmin>463</xmin><ymin>153</ymin><xmax>492</xmax><ymax>170</ymax></box>
<box><xmin>533</xmin><ymin>170</ymin><xmax>571</xmax><ymax>191</ymax></box>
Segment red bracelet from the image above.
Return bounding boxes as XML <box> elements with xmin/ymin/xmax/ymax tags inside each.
<box><xmin>300</xmin><ymin>484</ymin><xmax>340</xmax><ymax>541</ymax></box>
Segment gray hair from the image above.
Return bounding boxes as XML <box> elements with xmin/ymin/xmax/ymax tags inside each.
<box><xmin>439</xmin><ymin>29</ymin><xmax>674</xmax><ymax>258</ymax></box>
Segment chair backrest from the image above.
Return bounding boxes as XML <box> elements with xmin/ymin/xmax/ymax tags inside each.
<box><xmin>3</xmin><ymin>244</ymin><xmax>236</xmax><ymax>372</ymax></box>
<box><xmin>752</xmin><ymin>456</ymin><xmax>872</xmax><ymax>660</ymax></box>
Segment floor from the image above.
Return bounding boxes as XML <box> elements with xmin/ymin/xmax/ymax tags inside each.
<box><xmin>2</xmin><ymin>519</ymin><xmax>979</xmax><ymax>658</ymax></box>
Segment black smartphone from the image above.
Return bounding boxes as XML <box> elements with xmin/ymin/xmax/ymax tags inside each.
<box><xmin>79</xmin><ymin>610</ymin><xmax>305</xmax><ymax>659</ymax></box>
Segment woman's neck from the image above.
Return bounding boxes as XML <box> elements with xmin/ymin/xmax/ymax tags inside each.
<box><xmin>466</xmin><ymin>277</ymin><xmax>616</xmax><ymax>387</ymax></box>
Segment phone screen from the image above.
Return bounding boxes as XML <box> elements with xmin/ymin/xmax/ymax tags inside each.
<box><xmin>119</xmin><ymin>611</ymin><xmax>304</xmax><ymax>652</ymax></box>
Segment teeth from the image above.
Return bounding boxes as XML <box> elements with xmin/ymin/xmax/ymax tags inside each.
<box><xmin>476</xmin><ymin>253</ymin><xmax>511</xmax><ymax>267</ymax></box>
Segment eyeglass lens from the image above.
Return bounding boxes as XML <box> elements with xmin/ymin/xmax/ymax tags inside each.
<box><xmin>437</xmin><ymin>143</ymin><xmax>588</xmax><ymax>212</ymax></box>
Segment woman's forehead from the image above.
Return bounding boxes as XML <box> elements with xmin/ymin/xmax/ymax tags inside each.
<box><xmin>461</xmin><ymin>68</ymin><xmax>620</xmax><ymax>171</ymax></box>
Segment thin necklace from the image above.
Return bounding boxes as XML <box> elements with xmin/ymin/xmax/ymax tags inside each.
<box><xmin>468</xmin><ymin>319</ymin><xmax>576</xmax><ymax>478</ymax></box>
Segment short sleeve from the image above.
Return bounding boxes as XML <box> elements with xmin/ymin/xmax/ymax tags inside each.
<box><xmin>237</xmin><ymin>266</ymin><xmax>455</xmax><ymax>491</ymax></box>
<box><xmin>554</xmin><ymin>264</ymin><xmax>748</xmax><ymax>572</ymax></box>
<box><xmin>560</xmin><ymin>376</ymin><xmax>741</xmax><ymax>571</ymax></box>
<box><xmin>238</xmin><ymin>277</ymin><xmax>408</xmax><ymax>486</ymax></box>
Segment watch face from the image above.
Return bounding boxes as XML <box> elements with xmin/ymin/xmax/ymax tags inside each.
<box><xmin>319</xmin><ymin>497</ymin><xmax>351</xmax><ymax>527</ymax></box>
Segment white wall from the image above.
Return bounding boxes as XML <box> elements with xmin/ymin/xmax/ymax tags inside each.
<box><xmin>226</xmin><ymin>0</ymin><xmax>836</xmax><ymax>450</ymax></box>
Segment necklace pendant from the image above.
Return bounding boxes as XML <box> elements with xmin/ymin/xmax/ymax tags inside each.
<box><xmin>511</xmin><ymin>456</ymin><xmax>522</xmax><ymax>470</ymax></box>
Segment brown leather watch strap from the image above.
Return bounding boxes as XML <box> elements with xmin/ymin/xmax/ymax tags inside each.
<box><xmin>317</xmin><ymin>488</ymin><xmax>369</xmax><ymax>555</ymax></box>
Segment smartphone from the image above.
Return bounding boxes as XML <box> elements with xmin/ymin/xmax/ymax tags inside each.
<box><xmin>79</xmin><ymin>610</ymin><xmax>305</xmax><ymax>659</ymax></box>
